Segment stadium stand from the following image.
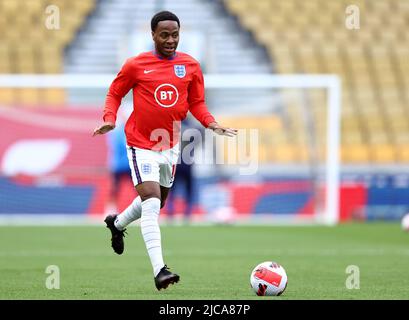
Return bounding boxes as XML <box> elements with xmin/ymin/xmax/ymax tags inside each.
<box><xmin>0</xmin><ymin>0</ymin><xmax>95</xmax><ymax>105</ymax></box>
<box><xmin>1</xmin><ymin>0</ymin><xmax>408</xmax><ymax>222</ymax></box>
<box><xmin>0</xmin><ymin>0</ymin><xmax>408</xmax><ymax>164</ymax></box>
<box><xmin>224</xmin><ymin>0</ymin><xmax>409</xmax><ymax>163</ymax></box>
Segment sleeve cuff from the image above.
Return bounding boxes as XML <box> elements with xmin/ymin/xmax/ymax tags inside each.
<box><xmin>103</xmin><ymin>114</ymin><xmax>116</xmax><ymax>124</ymax></box>
<box><xmin>204</xmin><ymin>115</ymin><xmax>216</xmax><ymax>128</ymax></box>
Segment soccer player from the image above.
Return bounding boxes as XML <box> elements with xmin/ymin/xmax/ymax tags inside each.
<box><xmin>93</xmin><ymin>11</ymin><xmax>237</xmax><ymax>290</ymax></box>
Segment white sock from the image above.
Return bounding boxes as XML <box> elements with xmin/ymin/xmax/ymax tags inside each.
<box><xmin>140</xmin><ymin>197</ymin><xmax>165</xmax><ymax>277</ymax></box>
<box><xmin>114</xmin><ymin>196</ymin><xmax>142</xmax><ymax>231</ymax></box>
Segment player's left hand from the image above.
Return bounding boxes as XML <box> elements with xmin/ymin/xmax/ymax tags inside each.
<box><xmin>92</xmin><ymin>122</ymin><xmax>115</xmax><ymax>136</ymax></box>
<box><xmin>209</xmin><ymin>123</ymin><xmax>238</xmax><ymax>137</ymax></box>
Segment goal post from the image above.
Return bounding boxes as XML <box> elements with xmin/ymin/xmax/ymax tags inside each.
<box><xmin>204</xmin><ymin>74</ymin><xmax>341</xmax><ymax>226</ymax></box>
<box><xmin>0</xmin><ymin>74</ymin><xmax>341</xmax><ymax>225</ymax></box>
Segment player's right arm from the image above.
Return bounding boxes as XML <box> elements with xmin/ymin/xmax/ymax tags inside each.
<box><xmin>188</xmin><ymin>62</ymin><xmax>237</xmax><ymax>137</ymax></box>
<box><xmin>93</xmin><ymin>58</ymin><xmax>136</xmax><ymax>136</ymax></box>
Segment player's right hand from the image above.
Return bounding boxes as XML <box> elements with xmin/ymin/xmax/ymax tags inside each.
<box><xmin>208</xmin><ymin>122</ymin><xmax>238</xmax><ymax>137</ymax></box>
<box><xmin>92</xmin><ymin>122</ymin><xmax>115</xmax><ymax>136</ymax></box>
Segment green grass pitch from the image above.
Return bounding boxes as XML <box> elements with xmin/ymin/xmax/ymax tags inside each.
<box><xmin>0</xmin><ymin>223</ymin><xmax>408</xmax><ymax>299</ymax></box>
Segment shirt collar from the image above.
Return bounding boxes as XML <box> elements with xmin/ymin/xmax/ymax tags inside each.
<box><xmin>152</xmin><ymin>50</ymin><xmax>177</xmax><ymax>60</ymax></box>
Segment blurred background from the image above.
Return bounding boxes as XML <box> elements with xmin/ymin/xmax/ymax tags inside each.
<box><xmin>0</xmin><ymin>0</ymin><xmax>408</xmax><ymax>224</ymax></box>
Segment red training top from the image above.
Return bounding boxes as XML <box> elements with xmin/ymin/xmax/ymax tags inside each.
<box><xmin>102</xmin><ymin>51</ymin><xmax>215</xmax><ymax>151</ymax></box>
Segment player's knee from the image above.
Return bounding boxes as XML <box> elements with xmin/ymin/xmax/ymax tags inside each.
<box><xmin>140</xmin><ymin>194</ymin><xmax>160</xmax><ymax>203</ymax></box>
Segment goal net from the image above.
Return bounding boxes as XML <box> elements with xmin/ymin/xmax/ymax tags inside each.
<box><xmin>0</xmin><ymin>74</ymin><xmax>340</xmax><ymax>225</ymax></box>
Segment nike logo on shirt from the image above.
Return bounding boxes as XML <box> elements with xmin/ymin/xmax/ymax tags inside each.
<box><xmin>144</xmin><ymin>69</ymin><xmax>155</xmax><ymax>74</ymax></box>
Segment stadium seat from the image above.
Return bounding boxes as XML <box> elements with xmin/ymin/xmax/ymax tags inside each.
<box><xmin>0</xmin><ymin>0</ymin><xmax>96</xmax><ymax>106</ymax></box>
<box><xmin>0</xmin><ymin>89</ymin><xmax>15</xmax><ymax>104</ymax></box>
<box><xmin>43</xmin><ymin>89</ymin><xmax>66</xmax><ymax>106</ymax></box>
<box><xmin>371</xmin><ymin>145</ymin><xmax>397</xmax><ymax>163</ymax></box>
<box><xmin>274</xmin><ymin>144</ymin><xmax>298</xmax><ymax>163</ymax></box>
<box><xmin>16</xmin><ymin>89</ymin><xmax>40</xmax><ymax>105</ymax></box>
<box><xmin>224</xmin><ymin>0</ymin><xmax>409</xmax><ymax>163</ymax></box>
<box><xmin>342</xmin><ymin>145</ymin><xmax>370</xmax><ymax>163</ymax></box>
<box><xmin>397</xmin><ymin>145</ymin><xmax>409</xmax><ymax>162</ymax></box>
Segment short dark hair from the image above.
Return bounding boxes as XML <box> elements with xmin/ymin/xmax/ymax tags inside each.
<box><xmin>151</xmin><ymin>11</ymin><xmax>180</xmax><ymax>32</ymax></box>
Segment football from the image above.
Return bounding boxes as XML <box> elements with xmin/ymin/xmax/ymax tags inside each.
<box><xmin>401</xmin><ymin>213</ymin><xmax>409</xmax><ymax>231</ymax></box>
<box><xmin>250</xmin><ymin>261</ymin><xmax>288</xmax><ymax>296</ymax></box>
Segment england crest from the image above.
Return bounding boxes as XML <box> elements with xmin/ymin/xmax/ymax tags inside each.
<box><xmin>174</xmin><ymin>65</ymin><xmax>186</xmax><ymax>78</ymax></box>
<box><xmin>141</xmin><ymin>163</ymin><xmax>152</xmax><ymax>175</ymax></box>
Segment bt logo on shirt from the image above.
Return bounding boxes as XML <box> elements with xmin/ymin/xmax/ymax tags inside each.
<box><xmin>154</xmin><ymin>83</ymin><xmax>179</xmax><ymax>108</ymax></box>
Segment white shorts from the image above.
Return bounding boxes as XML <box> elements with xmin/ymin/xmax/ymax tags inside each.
<box><xmin>126</xmin><ymin>144</ymin><xmax>180</xmax><ymax>188</ymax></box>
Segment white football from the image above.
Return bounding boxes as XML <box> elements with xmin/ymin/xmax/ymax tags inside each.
<box><xmin>401</xmin><ymin>213</ymin><xmax>409</xmax><ymax>231</ymax></box>
<box><xmin>250</xmin><ymin>261</ymin><xmax>288</xmax><ymax>296</ymax></box>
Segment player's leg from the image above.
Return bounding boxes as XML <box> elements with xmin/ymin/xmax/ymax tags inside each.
<box><xmin>113</xmin><ymin>195</ymin><xmax>142</xmax><ymax>230</ymax></box>
<box><xmin>133</xmin><ymin>149</ymin><xmax>179</xmax><ymax>289</ymax></box>
<box><xmin>105</xmin><ymin>150</ymin><xmax>144</xmax><ymax>254</ymax></box>
<box><xmin>114</xmin><ymin>170</ymin><xmax>142</xmax><ymax>231</ymax></box>
<box><xmin>137</xmin><ymin>181</ymin><xmax>179</xmax><ymax>290</ymax></box>
<box><xmin>104</xmin><ymin>172</ymin><xmax>131</xmax><ymax>254</ymax></box>
<box><xmin>136</xmin><ymin>181</ymin><xmax>163</xmax><ymax>277</ymax></box>
<box><xmin>138</xmin><ymin>153</ymin><xmax>180</xmax><ymax>290</ymax></box>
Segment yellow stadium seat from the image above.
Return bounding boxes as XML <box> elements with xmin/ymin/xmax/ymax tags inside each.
<box><xmin>388</xmin><ymin>13</ymin><xmax>406</xmax><ymax>28</ymax></box>
<box><xmin>16</xmin><ymin>89</ymin><xmax>40</xmax><ymax>106</ymax></box>
<box><xmin>257</xmin><ymin>144</ymin><xmax>267</xmax><ymax>163</ymax></box>
<box><xmin>42</xmin><ymin>89</ymin><xmax>66</xmax><ymax>105</ymax></box>
<box><xmin>224</xmin><ymin>0</ymin><xmax>248</xmax><ymax>14</ymax></box>
<box><xmin>274</xmin><ymin>144</ymin><xmax>298</xmax><ymax>163</ymax></box>
<box><xmin>255</xmin><ymin>30</ymin><xmax>275</xmax><ymax>45</ymax></box>
<box><xmin>0</xmin><ymin>89</ymin><xmax>16</xmax><ymax>105</ymax></box>
<box><xmin>397</xmin><ymin>145</ymin><xmax>409</xmax><ymax>162</ymax></box>
<box><xmin>2</xmin><ymin>0</ymin><xmax>19</xmax><ymax>12</ymax></box>
<box><xmin>371</xmin><ymin>145</ymin><xmax>396</xmax><ymax>163</ymax></box>
<box><xmin>0</xmin><ymin>64</ymin><xmax>12</xmax><ymax>73</ymax></box>
<box><xmin>252</xmin><ymin>0</ymin><xmax>272</xmax><ymax>13</ymax></box>
<box><xmin>223</xmin><ymin>0</ymin><xmax>409</xmax><ymax>163</ymax></box>
<box><xmin>395</xmin><ymin>131</ymin><xmax>409</xmax><ymax>145</ymax></box>
<box><xmin>238</xmin><ymin>13</ymin><xmax>262</xmax><ymax>31</ymax></box>
<box><xmin>24</xmin><ymin>0</ymin><xmax>43</xmax><ymax>12</ymax></box>
<box><xmin>271</xmin><ymin>46</ymin><xmax>297</xmax><ymax>73</ymax></box>
<box><xmin>0</xmin><ymin>45</ymin><xmax>11</xmax><ymax>65</ymax></box>
<box><xmin>342</xmin><ymin>145</ymin><xmax>371</xmax><ymax>163</ymax></box>
<box><xmin>297</xmin><ymin>145</ymin><xmax>310</xmax><ymax>162</ymax></box>
<box><xmin>368</xmin><ymin>130</ymin><xmax>389</xmax><ymax>145</ymax></box>
<box><xmin>297</xmin><ymin>44</ymin><xmax>320</xmax><ymax>73</ymax></box>
<box><xmin>217</xmin><ymin>115</ymin><xmax>282</xmax><ymax>131</ymax></box>
<box><xmin>2</xmin><ymin>0</ymin><xmax>95</xmax><ymax>75</ymax></box>
<box><xmin>307</xmin><ymin>29</ymin><xmax>326</xmax><ymax>44</ymax></box>
<box><xmin>379</xmin><ymin>30</ymin><xmax>399</xmax><ymax>43</ymax></box>
<box><xmin>343</xmin><ymin>131</ymin><xmax>364</xmax><ymax>145</ymax></box>
<box><xmin>278</xmin><ymin>0</ymin><xmax>297</xmax><ymax>13</ymax></box>
<box><xmin>72</xmin><ymin>0</ymin><xmax>95</xmax><ymax>14</ymax></box>
<box><xmin>265</xmin><ymin>14</ymin><xmax>287</xmax><ymax>29</ymax></box>
<box><xmin>386</xmin><ymin>109</ymin><xmax>408</xmax><ymax>128</ymax></box>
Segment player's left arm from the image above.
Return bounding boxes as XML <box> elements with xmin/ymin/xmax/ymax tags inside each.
<box><xmin>188</xmin><ymin>64</ymin><xmax>237</xmax><ymax>137</ymax></box>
